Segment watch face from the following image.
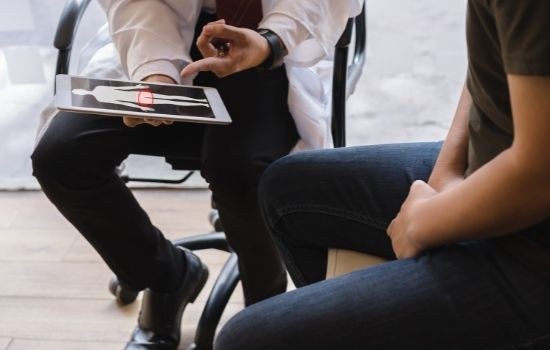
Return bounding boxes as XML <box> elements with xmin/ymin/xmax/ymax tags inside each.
<box><xmin>257</xmin><ymin>29</ymin><xmax>270</xmax><ymax>35</ymax></box>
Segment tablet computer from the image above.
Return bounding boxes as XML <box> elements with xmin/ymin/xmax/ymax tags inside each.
<box><xmin>54</xmin><ymin>74</ymin><xmax>231</xmax><ymax>125</ymax></box>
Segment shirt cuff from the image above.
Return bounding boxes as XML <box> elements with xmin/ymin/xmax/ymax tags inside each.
<box><xmin>260</xmin><ymin>13</ymin><xmax>309</xmax><ymax>56</ymax></box>
<box><xmin>131</xmin><ymin>59</ymin><xmax>185</xmax><ymax>84</ymax></box>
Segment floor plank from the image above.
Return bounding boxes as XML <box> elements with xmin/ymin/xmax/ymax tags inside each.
<box><xmin>0</xmin><ymin>190</ymin><xmax>248</xmax><ymax>347</ymax></box>
<box><xmin>7</xmin><ymin>339</ymin><xmax>123</xmax><ymax>350</ymax></box>
<box><xmin>0</xmin><ymin>229</ymin><xmax>76</xmax><ymax>262</ymax></box>
<box><xmin>0</xmin><ymin>192</ymin><xmax>30</xmax><ymax>229</ymax></box>
<box><xmin>0</xmin><ymin>261</ymin><xmax>113</xmax><ymax>300</ymax></box>
<box><xmin>0</xmin><ymin>261</ymin><xmax>244</xmax><ymax>304</ymax></box>
<box><xmin>8</xmin><ymin>199</ymin><xmax>73</xmax><ymax>230</ymax></box>
<box><xmin>0</xmin><ymin>297</ymin><xmax>241</xmax><ymax>343</ymax></box>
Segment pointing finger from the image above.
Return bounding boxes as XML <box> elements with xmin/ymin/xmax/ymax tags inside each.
<box><xmin>202</xmin><ymin>23</ymin><xmax>246</xmax><ymax>43</ymax></box>
<box><xmin>181</xmin><ymin>56</ymin><xmax>235</xmax><ymax>78</ymax></box>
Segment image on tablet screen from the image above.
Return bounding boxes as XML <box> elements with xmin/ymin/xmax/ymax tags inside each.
<box><xmin>70</xmin><ymin>76</ymin><xmax>214</xmax><ymax>118</ymax></box>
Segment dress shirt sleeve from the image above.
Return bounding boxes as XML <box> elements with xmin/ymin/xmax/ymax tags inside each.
<box><xmin>260</xmin><ymin>0</ymin><xmax>364</xmax><ymax>67</ymax></box>
<box><xmin>97</xmin><ymin>0</ymin><xmax>200</xmax><ymax>83</ymax></box>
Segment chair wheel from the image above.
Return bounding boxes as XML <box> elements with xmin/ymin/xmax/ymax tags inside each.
<box><xmin>109</xmin><ymin>276</ymin><xmax>139</xmax><ymax>305</ymax></box>
<box><xmin>208</xmin><ymin>209</ymin><xmax>223</xmax><ymax>232</ymax></box>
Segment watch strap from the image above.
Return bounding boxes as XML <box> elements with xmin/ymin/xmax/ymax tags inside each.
<box><xmin>256</xmin><ymin>29</ymin><xmax>288</xmax><ymax>71</ymax></box>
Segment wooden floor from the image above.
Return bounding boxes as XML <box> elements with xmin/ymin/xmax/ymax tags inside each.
<box><xmin>0</xmin><ymin>190</ymin><xmax>245</xmax><ymax>350</ymax></box>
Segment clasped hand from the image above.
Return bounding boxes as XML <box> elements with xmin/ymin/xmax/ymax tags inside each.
<box><xmin>387</xmin><ymin>180</ymin><xmax>438</xmax><ymax>259</ymax></box>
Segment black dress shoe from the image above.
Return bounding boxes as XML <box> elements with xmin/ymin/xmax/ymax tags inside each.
<box><xmin>125</xmin><ymin>247</ymin><xmax>209</xmax><ymax>350</ymax></box>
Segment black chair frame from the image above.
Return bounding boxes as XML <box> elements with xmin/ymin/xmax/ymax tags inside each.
<box><xmin>53</xmin><ymin>1</ymin><xmax>366</xmax><ymax>349</ymax></box>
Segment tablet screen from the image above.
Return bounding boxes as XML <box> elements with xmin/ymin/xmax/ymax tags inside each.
<box><xmin>70</xmin><ymin>76</ymin><xmax>215</xmax><ymax>119</ymax></box>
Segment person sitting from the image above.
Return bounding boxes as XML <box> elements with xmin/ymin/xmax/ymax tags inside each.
<box><xmin>208</xmin><ymin>1</ymin><xmax>550</xmax><ymax>349</ymax></box>
<box><xmin>31</xmin><ymin>0</ymin><xmax>363</xmax><ymax>349</ymax></box>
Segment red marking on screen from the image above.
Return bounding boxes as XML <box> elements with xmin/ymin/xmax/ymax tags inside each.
<box><xmin>137</xmin><ymin>88</ymin><xmax>154</xmax><ymax>108</ymax></box>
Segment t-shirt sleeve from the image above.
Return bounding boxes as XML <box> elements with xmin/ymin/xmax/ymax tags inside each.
<box><xmin>492</xmin><ymin>0</ymin><xmax>550</xmax><ymax>75</ymax></box>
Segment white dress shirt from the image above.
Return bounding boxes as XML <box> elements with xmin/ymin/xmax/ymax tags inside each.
<box><xmin>38</xmin><ymin>0</ymin><xmax>364</xmax><ymax>151</ymax></box>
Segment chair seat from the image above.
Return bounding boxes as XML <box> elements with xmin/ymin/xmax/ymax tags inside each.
<box><xmin>325</xmin><ymin>249</ymin><xmax>388</xmax><ymax>279</ymax></box>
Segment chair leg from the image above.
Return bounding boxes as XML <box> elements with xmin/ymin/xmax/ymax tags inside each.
<box><xmin>188</xmin><ymin>253</ymin><xmax>240</xmax><ymax>350</ymax></box>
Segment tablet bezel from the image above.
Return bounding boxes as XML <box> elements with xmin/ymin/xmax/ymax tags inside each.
<box><xmin>54</xmin><ymin>74</ymin><xmax>232</xmax><ymax>125</ymax></box>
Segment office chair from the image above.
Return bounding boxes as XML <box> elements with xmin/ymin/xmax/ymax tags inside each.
<box><xmin>53</xmin><ymin>1</ymin><xmax>366</xmax><ymax>349</ymax></box>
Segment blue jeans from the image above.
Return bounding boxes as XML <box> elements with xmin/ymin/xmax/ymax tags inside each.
<box><xmin>214</xmin><ymin>142</ymin><xmax>550</xmax><ymax>350</ymax></box>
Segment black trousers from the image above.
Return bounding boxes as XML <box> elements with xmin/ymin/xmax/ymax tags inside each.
<box><xmin>31</xmin><ymin>14</ymin><xmax>298</xmax><ymax>304</ymax></box>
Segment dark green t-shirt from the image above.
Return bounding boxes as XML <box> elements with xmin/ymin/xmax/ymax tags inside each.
<box><xmin>466</xmin><ymin>1</ymin><xmax>550</xmax><ymax>277</ymax></box>
<box><xmin>466</xmin><ymin>0</ymin><xmax>550</xmax><ymax>175</ymax></box>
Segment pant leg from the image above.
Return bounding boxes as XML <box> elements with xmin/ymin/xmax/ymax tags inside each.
<box><xmin>195</xmin><ymin>66</ymin><xmax>299</xmax><ymax>305</ymax></box>
<box><xmin>259</xmin><ymin>142</ymin><xmax>442</xmax><ymax>286</ymax></box>
<box><xmin>31</xmin><ymin>113</ymin><xmax>204</xmax><ymax>291</ymax></box>
<box><xmin>214</xmin><ymin>240</ymin><xmax>550</xmax><ymax>350</ymax></box>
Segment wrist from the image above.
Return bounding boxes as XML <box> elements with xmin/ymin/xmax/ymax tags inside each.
<box><xmin>408</xmin><ymin>198</ymin><xmax>441</xmax><ymax>250</ymax></box>
<box><xmin>256</xmin><ymin>29</ymin><xmax>288</xmax><ymax>70</ymax></box>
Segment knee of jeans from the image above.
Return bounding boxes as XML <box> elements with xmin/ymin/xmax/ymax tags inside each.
<box><xmin>258</xmin><ymin>153</ymin><xmax>308</xmax><ymax>226</ymax></box>
<box><xmin>214</xmin><ymin>310</ymin><xmax>264</xmax><ymax>350</ymax></box>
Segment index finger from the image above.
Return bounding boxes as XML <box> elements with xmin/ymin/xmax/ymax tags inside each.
<box><xmin>196</xmin><ymin>19</ymin><xmax>226</xmax><ymax>58</ymax></box>
<box><xmin>181</xmin><ymin>56</ymin><xmax>234</xmax><ymax>77</ymax></box>
<box><xmin>196</xmin><ymin>31</ymin><xmax>218</xmax><ymax>58</ymax></box>
<box><xmin>202</xmin><ymin>23</ymin><xmax>246</xmax><ymax>43</ymax></box>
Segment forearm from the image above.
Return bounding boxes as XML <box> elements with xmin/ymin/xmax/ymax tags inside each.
<box><xmin>416</xmin><ymin>147</ymin><xmax>550</xmax><ymax>247</ymax></box>
<box><xmin>428</xmin><ymin>84</ymin><xmax>471</xmax><ymax>191</ymax></box>
<box><xmin>260</xmin><ymin>0</ymin><xmax>364</xmax><ymax>64</ymax></box>
<box><xmin>98</xmin><ymin>0</ymin><xmax>192</xmax><ymax>83</ymax></box>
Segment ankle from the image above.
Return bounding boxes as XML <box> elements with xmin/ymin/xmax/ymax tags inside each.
<box><xmin>149</xmin><ymin>246</ymin><xmax>188</xmax><ymax>293</ymax></box>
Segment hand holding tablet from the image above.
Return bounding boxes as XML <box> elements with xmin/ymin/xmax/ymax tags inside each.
<box><xmin>123</xmin><ymin>74</ymin><xmax>177</xmax><ymax>127</ymax></box>
<box><xmin>54</xmin><ymin>74</ymin><xmax>232</xmax><ymax>126</ymax></box>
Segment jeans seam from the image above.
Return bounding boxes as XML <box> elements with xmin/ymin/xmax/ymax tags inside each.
<box><xmin>267</xmin><ymin>203</ymin><xmax>388</xmax><ymax>287</ymax></box>
<box><xmin>269</xmin><ymin>224</ymin><xmax>309</xmax><ymax>287</ymax></box>
<box><xmin>275</xmin><ymin>204</ymin><xmax>388</xmax><ymax>231</ymax></box>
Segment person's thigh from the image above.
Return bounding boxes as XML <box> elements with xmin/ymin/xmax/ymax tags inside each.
<box><xmin>215</xmin><ymin>241</ymin><xmax>550</xmax><ymax>350</ymax></box>
<box><xmin>259</xmin><ymin>142</ymin><xmax>442</xmax><ymax>284</ymax></box>
<box><xmin>33</xmin><ymin>113</ymin><xmax>204</xmax><ymax>181</ymax></box>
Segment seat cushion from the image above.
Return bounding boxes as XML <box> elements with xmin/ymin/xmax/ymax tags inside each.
<box><xmin>325</xmin><ymin>249</ymin><xmax>388</xmax><ymax>279</ymax></box>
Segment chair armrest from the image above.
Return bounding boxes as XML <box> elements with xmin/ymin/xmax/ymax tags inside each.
<box><xmin>54</xmin><ymin>0</ymin><xmax>92</xmax><ymax>51</ymax></box>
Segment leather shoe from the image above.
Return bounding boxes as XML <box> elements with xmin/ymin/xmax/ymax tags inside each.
<box><xmin>124</xmin><ymin>247</ymin><xmax>209</xmax><ymax>350</ymax></box>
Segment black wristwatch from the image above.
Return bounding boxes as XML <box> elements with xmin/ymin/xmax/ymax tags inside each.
<box><xmin>256</xmin><ymin>29</ymin><xmax>288</xmax><ymax>71</ymax></box>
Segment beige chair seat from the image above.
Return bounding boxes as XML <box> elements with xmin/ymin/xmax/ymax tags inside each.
<box><xmin>326</xmin><ymin>249</ymin><xmax>388</xmax><ymax>279</ymax></box>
